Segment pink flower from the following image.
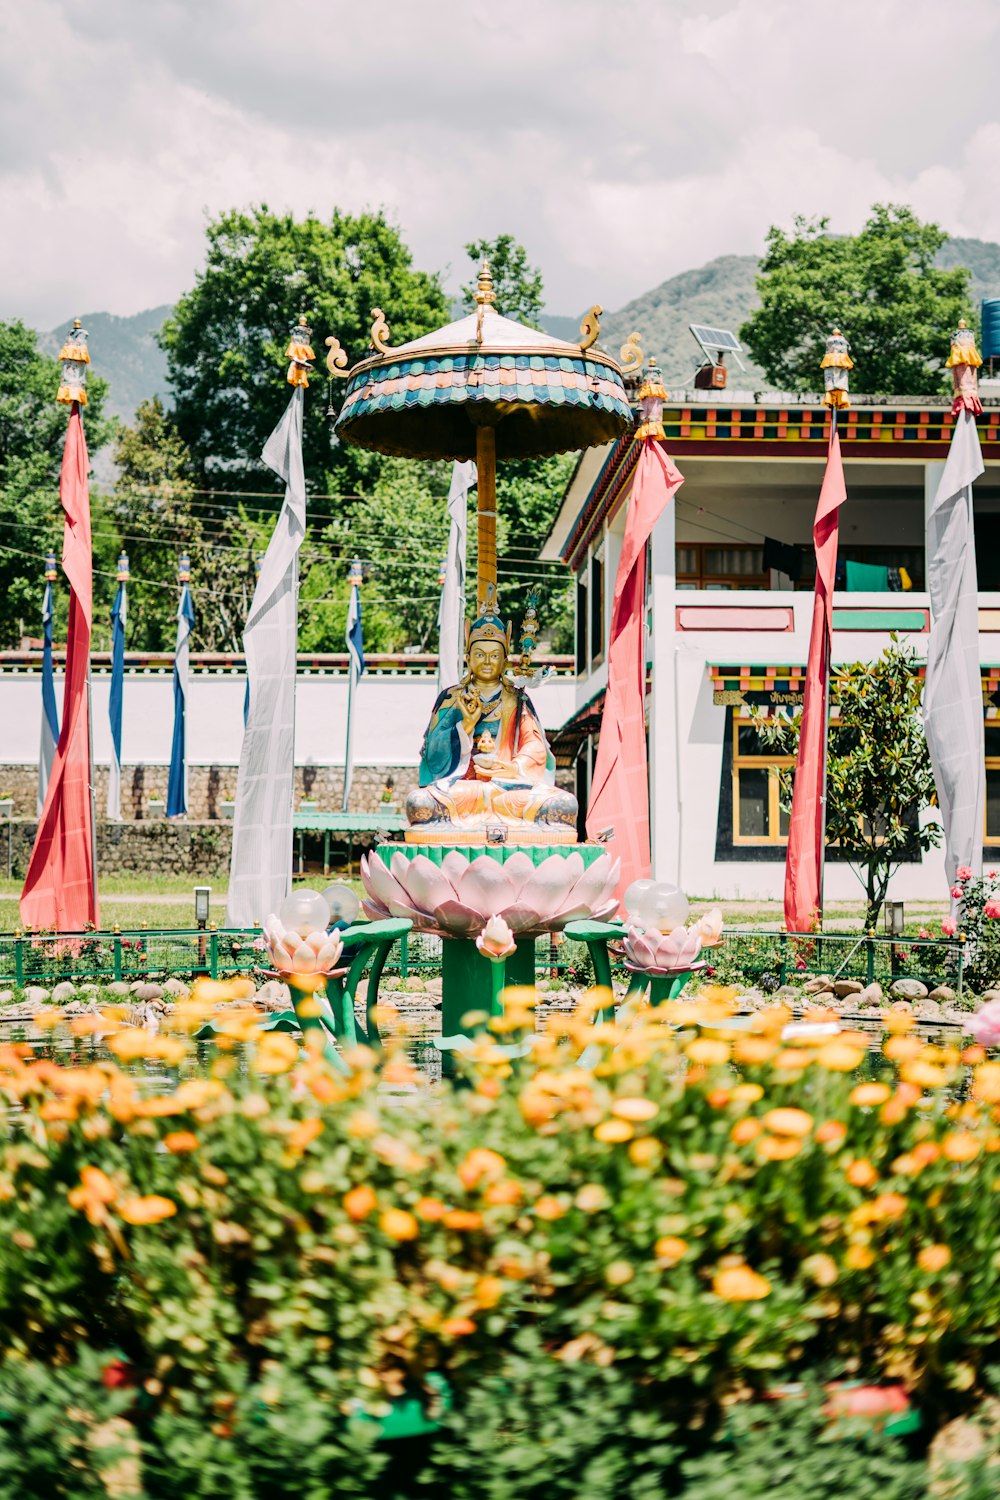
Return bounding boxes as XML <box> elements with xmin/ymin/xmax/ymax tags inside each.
<box><xmin>917</xmin><ymin>928</ymin><xmax>931</xmax><ymax>940</ymax></box>
<box><xmin>956</xmin><ymin>866</ymin><xmax>974</xmax><ymax>882</ymax></box>
<box><xmin>696</xmin><ymin>907</ymin><xmax>724</xmax><ymax>947</ymax></box>
<box><xmin>941</xmin><ymin>917</ymin><xmax>957</xmax><ymax>937</ymax></box>
<box><xmin>476</xmin><ymin>915</ymin><xmax>516</xmax><ymax>962</ymax></box>
<box><xmin>967</xmin><ymin>999</ymin><xmax>1000</xmax><ymax>1048</ymax></box>
<box><xmin>262</xmin><ymin>915</ymin><xmax>344</xmax><ymax>976</ymax></box>
<box><xmin>989</xmin><ymin>870</ymin><xmax>998</xmax><ymax>879</ymax></box>
<box><xmin>985</xmin><ymin>900</ymin><xmax>1000</xmax><ymax>920</ymax></box>
<box><xmin>623</xmin><ymin>923</ymin><xmax>702</xmax><ymax>975</ymax></box>
<box><xmin>950</xmin><ymin>886</ymin><xmax>964</xmax><ymax>901</ymax></box>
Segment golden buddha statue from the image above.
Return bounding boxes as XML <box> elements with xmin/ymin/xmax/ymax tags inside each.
<box><xmin>405</xmin><ymin>591</ymin><xmax>578</xmax><ymax>844</ymax></box>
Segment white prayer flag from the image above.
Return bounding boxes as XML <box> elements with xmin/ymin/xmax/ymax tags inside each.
<box><xmin>225</xmin><ymin>389</ymin><xmax>306</xmax><ymax>927</ymax></box>
<box><xmin>924</xmin><ymin>409</ymin><xmax>985</xmax><ymax>885</ymax></box>
<box><xmin>437</xmin><ymin>459</ymin><xmax>476</xmax><ymax>692</ymax></box>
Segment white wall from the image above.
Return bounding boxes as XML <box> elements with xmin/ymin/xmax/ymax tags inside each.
<box><xmin>0</xmin><ymin>671</ymin><xmax>577</xmax><ymax>768</ymax></box>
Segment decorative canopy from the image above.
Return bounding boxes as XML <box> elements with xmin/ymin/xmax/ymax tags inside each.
<box><xmin>332</xmin><ymin>266</ymin><xmax>633</xmax><ymax>462</ymax></box>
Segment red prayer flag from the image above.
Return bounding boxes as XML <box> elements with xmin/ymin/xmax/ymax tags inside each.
<box><xmin>783</xmin><ymin>423</ymin><xmax>847</xmax><ymax>932</ymax></box>
<box><xmin>586</xmin><ymin>438</ymin><xmax>684</xmax><ymax>904</ymax></box>
<box><xmin>21</xmin><ymin>405</ymin><xmax>98</xmax><ymax>930</ymax></box>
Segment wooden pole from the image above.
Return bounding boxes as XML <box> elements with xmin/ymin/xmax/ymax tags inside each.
<box><xmin>475</xmin><ymin>424</ymin><xmax>497</xmax><ymax>607</ymax></box>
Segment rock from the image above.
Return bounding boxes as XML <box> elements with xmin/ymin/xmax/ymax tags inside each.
<box><xmin>928</xmin><ymin>985</ymin><xmax>956</xmax><ymax>1002</ymax></box>
<box><xmin>424</xmin><ymin>977</ymin><xmax>443</xmax><ymax>996</ymax></box>
<box><xmin>833</xmin><ymin>979</ymin><xmax>864</xmax><ymax>998</ymax></box>
<box><xmin>856</xmin><ymin>982</ymin><xmax>884</xmax><ymax>1009</ymax></box>
<box><xmin>736</xmin><ymin>989</ymin><xmax>765</xmax><ymax>1010</ymax></box>
<box><xmin>254</xmin><ymin>979</ymin><xmax>291</xmax><ymax>1011</ymax></box>
<box><xmin>0</xmin><ymin>990</ymin><xmax>13</xmax><ymax>1005</ymax></box>
<box><xmin>51</xmin><ymin>981</ymin><xmax>76</xmax><ymax>1004</ymax></box>
<box><xmin>106</xmin><ymin>982</ymin><xmax>130</xmax><ymax>997</ymax></box>
<box><xmin>24</xmin><ymin>986</ymin><xmax>50</xmax><ymax>1005</ymax></box>
<box><xmin>944</xmin><ymin>1005</ymin><xmax>970</xmax><ymax>1024</ymax></box>
<box><xmin>890</xmin><ymin>999</ymin><xmax>913</xmax><ymax>1014</ymax></box>
<box><xmin>914</xmin><ymin>997</ymin><xmax>942</xmax><ymax>1020</ymax></box>
<box><xmin>403</xmin><ymin>977</ymin><xmax>426</xmax><ymax>993</ymax></box>
<box><xmin>890</xmin><ymin>978</ymin><xmax>928</xmax><ymax>1000</ymax></box>
<box><xmin>981</xmin><ymin>988</ymin><xmax>1000</xmax><ymax>1003</ymax></box>
<box><xmin>773</xmin><ymin>985</ymin><xmax>798</xmax><ymax>1000</ymax></box>
<box><xmin>164</xmin><ymin>978</ymin><xmax>190</xmax><ymax>998</ymax></box>
<box><xmin>804</xmin><ymin>976</ymin><xmax>834</xmax><ymax>995</ymax></box>
<box><xmin>132</xmin><ymin>982</ymin><xmax>163</xmax><ymax>1002</ymax></box>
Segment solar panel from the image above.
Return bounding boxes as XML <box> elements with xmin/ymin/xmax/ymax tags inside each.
<box><xmin>689</xmin><ymin>325</ymin><xmax>742</xmax><ymax>352</ymax></box>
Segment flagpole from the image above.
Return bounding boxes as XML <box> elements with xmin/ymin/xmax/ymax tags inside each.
<box><xmin>341</xmin><ymin>555</ymin><xmax>363</xmax><ymax>814</ymax></box>
<box><xmin>817</xmin><ymin>405</ymin><xmax>837</xmax><ymax>926</ymax></box>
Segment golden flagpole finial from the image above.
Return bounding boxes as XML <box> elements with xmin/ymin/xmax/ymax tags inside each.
<box><xmin>820</xmin><ymin>327</ymin><xmax>853</xmax><ymax>409</ymax></box>
<box><xmin>56</xmin><ymin>319</ymin><xmax>90</xmax><ymax>405</ymax></box>
<box><xmin>285</xmin><ymin>314</ymin><xmax>315</xmax><ymax>388</ymax></box>
<box><xmin>475</xmin><ymin>260</ymin><xmax>497</xmax><ymax>344</ymax></box>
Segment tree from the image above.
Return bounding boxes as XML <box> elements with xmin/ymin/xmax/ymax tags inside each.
<box><xmin>112</xmin><ymin>399</ymin><xmax>267</xmax><ymax>652</ymax></box>
<box><xmin>462</xmin><ymin>234</ymin><xmax>545</xmax><ymax>329</ymax></box>
<box><xmin>740</xmin><ymin>204</ymin><xmax>974</xmax><ymax>395</ymax></box>
<box><xmin>0</xmin><ymin>320</ymin><xmax>112</xmax><ymax>647</ymax></box>
<box><xmin>160</xmin><ymin>207</ymin><xmax>448</xmax><ymax>496</ymax></box>
<box><xmin>751</xmin><ymin>640</ymin><xmax>942</xmax><ymax>929</ymax></box>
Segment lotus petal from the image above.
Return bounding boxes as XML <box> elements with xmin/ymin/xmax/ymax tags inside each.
<box><xmin>441</xmin><ymin>849</ymin><xmax>472</xmax><ymax>887</ymax></box>
<box><xmin>429</xmin><ymin>899</ymin><xmax>484</xmax><ymax>937</ymax></box>
<box><xmin>363</xmin><ymin>854</ymin><xmax>411</xmax><ymax>913</ymax></box>
<box><xmin>499</xmin><ymin>850</ymin><xmax>536</xmax><ymax>900</ymax></box>
<box><xmin>477</xmin><ymin>915</ymin><xmax>517</xmax><ymax>960</ymax></box>
<box><xmin>398</xmin><ymin>854</ymin><xmax>456</xmax><ymax>916</ymax></box>
<box><xmin>558</xmin><ymin>857</ymin><xmax>619</xmax><ymax>920</ymax></box>
<box><xmin>519</xmin><ymin>854</ymin><xmax>580</xmax><ymax>924</ymax></box>
<box><xmin>591</xmin><ymin>898</ymin><xmax>621</xmax><ymax>923</ymax></box>
<box><xmin>457</xmin><ymin>856</ymin><xmax>515</xmax><ymax>917</ymax></box>
<box><xmin>361</xmin><ymin>897</ymin><xmax>390</xmax><ymax>920</ymax></box>
<box><xmin>496</xmin><ymin>901</ymin><xmax>546</xmax><ymax>934</ymax></box>
<box><xmin>625</xmin><ymin>932</ymin><xmax>658</xmax><ymax>969</ymax></box>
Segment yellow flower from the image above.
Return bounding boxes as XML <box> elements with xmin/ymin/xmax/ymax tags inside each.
<box><xmin>628</xmin><ymin>1137</ymin><xmax>662</xmax><ymax>1168</ymax></box>
<box><xmin>611</xmin><ymin>1097</ymin><xmax>658</xmax><ymax>1123</ymax></box>
<box><xmin>575</xmin><ymin>1184</ymin><xmax>609</xmax><ymax>1213</ymax></box>
<box><xmin>973</xmin><ymin>1063</ymin><xmax>1000</xmax><ymax>1104</ymax></box>
<box><xmin>731</xmin><ymin>1117</ymin><xmax>761</xmax><ymax>1145</ymax></box>
<box><xmin>773</xmin><ymin>1048</ymin><xmax>812</xmax><ymax>1071</ymax></box>
<box><xmin>733</xmin><ymin>1036</ymin><xmax>777</xmax><ymax>1065</ymax></box>
<box><xmin>534</xmin><ymin>1196</ymin><xmax>566</xmax><ymax>1221</ymax></box>
<box><xmin>163</xmin><ymin>1131</ymin><xmax>199</xmax><ymax>1154</ymax></box>
<box><xmin>483</xmin><ymin>1179</ymin><xmax>522</xmax><ymax>1206</ymax></box>
<box><xmin>595</xmin><ymin>1119</ymin><xmax>634</xmax><ymax>1144</ymax></box>
<box><xmin>253</xmin><ymin>1033</ymin><xmax>299</xmax><ymax>1074</ymax></box>
<box><xmin>942</xmin><ymin>1131</ymin><xmax>981</xmax><ymax>1163</ymax></box>
<box><xmin>846</xmin><ymin>1159</ymin><xmax>878</xmax><ymax>1188</ymax></box>
<box><xmin>415</xmin><ymin>1196</ymin><xmax>446</xmax><ymax>1221</ymax></box>
<box><xmin>761</xmin><ymin>1107</ymin><xmax>813</xmax><ymax>1138</ymax></box>
<box><xmin>118</xmin><ymin>1195</ymin><xmax>177</xmax><ymax>1226</ymax></box>
<box><xmin>713</xmin><ymin>1265</ymin><xmax>771</xmax><ymax>1302</ymax></box>
<box><xmin>442</xmin><ymin>1209</ymin><xmax>483</xmax><ymax>1231</ymax></box>
<box><xmin>605</xmin><ymin>1259</ymin><xmax>634</xmax><ymax>1287</ymax></box>
<box><xmin>803</xmin><ymin>1253</ymin><xmax>838</xmax><ymax>1287</ymax></box>
<box><xmin>849</xmin><ymin>1082</ymin><xmax>892</xmax><ymax>1107</ymax></box>
<box><xmin>869</xmin><ymin>1192</ymin><xmax>907</xmax><ymax>1222</ymax></box>
<box><xmin>917</xmin><ymin>1243</ymin><xmax>951</xmax><ymax>1273</ymax></box>
<box><xmin>757</xmin><ymin>1134</ymin><xmax>802</xmax><ymax>1161</ymax></box>
<box><xmin>474</xmin><ymin>1275</ymin><xmax>504</xmax><ymax>1309</ymax></box>
<box><xmin>457</xmin><ymin>1147</ymin><xmax>506</xmax><ymax>1189</ymax></box>
<box><xmin>68</xmin><ymin>1166</ymin><xmax>116</xmax><ymax>1224</ymax></box>
<box><xmin>685</xmin><ymin>1038</ymin><xmax>730</xmax><ymax>1067</ymax></box>
<box><xmin>815</xmin><ymin>1120</ymin><xmax>847</xmax><ymax>1146</ymax></box>
<box><xmin>654</xmin><ymin>1236</ymin><xmax>688</xmax><ymax>1266</ymax></box>
<box><xmin>441</xmin><ymin>1316</ymin><xmax>476</xmax><ymax>1338</ymax></box>
<box><xmin>816</xmin><ymin>1041</ymin><xmax>865</xmax><ymax>1072</ymax></box>
<box><xmin>380</xmin><ymin>1208</ymin><xmax>419</xmax><ymax>1242</ymax></box>
<box><xmin>343</xmin><ymin>1185</ymin><xmax>377</xmax><ymax>1221</ymax></box>
<box><xmin>845</xmin><ymin>1243</ymin><xmax>875</xmax><ymax>1270</ymax></box>
<box><xmin>286</xmin><ymin>1117</ymin><xmax>324</xmax><ymax>1154</ymax></box>
<box><xmin>731</xmin><ymin>1082</ymin><xmax>764</xmax><ymax>1105</ymax></box>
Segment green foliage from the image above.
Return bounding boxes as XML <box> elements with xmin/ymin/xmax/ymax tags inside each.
<box><xmin>160</xmin><ymin>206</ymin><xmax>448</xmax><ymax>496</ymax></box>
<box><xmin>0</xmin><ymin>1349</ymin><xmax>137</xmax><ymax>1498</ymax></box>
<box><xmin>0</xmin><ymin>319</ymin><xmax>112</xmax><ymax>647</ymax></box>
<box><xmin>741</xmin><ymin>204</ymin><xmax>974</xmax><ymax>395</ymax></box>
<box><xmin>752</xmin><ymin>640</ymin><xmax>941</xmax><ymax>928</ymax></box>
<box><xmin>953</xmin><ymin>871</ymin><xmax>1000</xmax><ymax>992</ymax></box>
<box><xmin>462</xmin><ymin>234</ymin><xmax>545</xmax><ymax>329</ymax></box>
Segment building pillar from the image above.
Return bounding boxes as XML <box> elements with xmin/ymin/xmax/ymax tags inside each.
<box><xmin>649</xmin><ymin>498</ymin><xmax>680</xmax><ymax>885</ymax></box>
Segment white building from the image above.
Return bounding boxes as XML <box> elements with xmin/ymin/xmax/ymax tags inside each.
<box><xmin>542</xmin><ymin>389</ymin><xmax>1000</xmax><ymax>902</ymax></box>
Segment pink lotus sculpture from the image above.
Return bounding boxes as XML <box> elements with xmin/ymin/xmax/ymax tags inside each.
<box><xmin>262</xmin><ymin>915</ymin><xmax>345</xmax><ymax>977</ymax></box>
<box><xmin>623</xmin><ymin>923</ymin><xmax>703</xmax><ymax>976</ymax></box>
<box><xmin>360</xmin><ymin>849</ymin><xmax>620</xmax><ymax>939</ymax></box>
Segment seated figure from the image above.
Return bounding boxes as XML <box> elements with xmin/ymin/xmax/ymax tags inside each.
<box><xmin>406</xmin><ymin>595</ymin><xmax>578</xmax><ymax>844</ymax></box>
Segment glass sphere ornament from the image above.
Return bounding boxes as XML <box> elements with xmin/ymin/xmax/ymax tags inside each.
<box><xmin>278</xmin><ymin>887</ymin><xmax>331</xmax><ymax>937</ymax></box>
<box><xmin>322</xmin><ymin>883</ymin><xmax>361</xmax><ymax>928</ymax></box>
<box><xmin>623</xmin><ymin>879</ymin><xmax>689</xmax><ymax>932</ymax></box>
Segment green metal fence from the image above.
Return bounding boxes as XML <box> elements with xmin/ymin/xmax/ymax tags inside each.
<box><xmin>707</xmin><ymin>929</ymin><xmax>964</xmax><ymax>994</ymax></box>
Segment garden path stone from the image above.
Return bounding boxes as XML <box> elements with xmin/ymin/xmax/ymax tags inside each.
<box><xmin>890</xmin><ymin>978</ymin><xmax>928</xmax><ymax>1000</ymax></box>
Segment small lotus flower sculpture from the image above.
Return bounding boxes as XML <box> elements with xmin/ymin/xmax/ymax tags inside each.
<box><xmin>476</xmin><ymin>914</ymin><xmax>517</xmax><ymax>961</ymax></box>
<box><xmin>623</xmin><ymin>923</ymin><xmax>703</xmax><ymax>976</ymax></box>
<box><xmin>262</xmin><ymin>915</ymin><xmax>345</xmax><ymax>977</ymax></box>
<box><xmin>360</xmin><ymin>849</ymin><xmax>620</xmax><ymax>939</ymax></box>
<box><xmin>696</xmin><ymin>907</ymin><xmax>724</xmax><ymax>947</ymax></box>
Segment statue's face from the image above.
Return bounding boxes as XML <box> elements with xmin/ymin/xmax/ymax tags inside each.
<box><xmin>469</xmin><ymin>640</ymin><xmax>506</xmax><ymax>685</ymax></box>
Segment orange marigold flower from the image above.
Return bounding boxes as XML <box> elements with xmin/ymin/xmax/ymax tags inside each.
<box><xmin>761</xmin><ymin>1107</ymin><xmax>813</xmax><ymax>1138</ymax></box>
<box><xmin>380</xmin><ymin>1208</ymin><xmax>419</xmax><ymax>1242</ymax></box>
<box><xmin>654</xmin><ymin>1236</ymin><xmax>688</xmax><ymax>1266</ymax></box>
<box><xmin>534</xmin><ymin>1196</ymin><xmax>566</xmax><ymax>1222</ymax></box>
<box><xmin>415</xmin><ymin>1196</ymin><xmax>446</xmax><ymax>1221</ymax></box>
<box><xmin>757</xmin><ymin>1134</ymin><xmax>801</xmax><ymax>1161</ymax></box>
<box><xmin>917</xmin><ymin>1243</ymin><xmax>952</xmax><ymax>1273</ymax></box>
<box><xmin>483</xmin><ymin>1178</ymin><xmax>522</xmax><ymax>1206</ymax></box>
<box><xmin>870</xmin><ymin>1192</ymin><xmax>907</xmax><ymax>1221</ymax></box>
<box><xmin>575</xmin><ymin>1183</ymin><xmax>609</xmax><ymax>1213</ymax></box>
<box><xmin>803</xmin><ymin>1253</ymin><xmax>838</xmax><ymax>1287</ymax></box>
<box><xmin>730</xmin><ymin>1118</ymin><xmax>761</xmax><ymax>1146</ymax></box>
<box><xmin>845</xmin><ymin>1243</ymin><xmax>875</xmax><ymax>1270</ymax></box>
<box><xmin>731</xmin><ymin>1082</ymin><xmax>765</xmax><ymax>1105</ymax></box>
<box><xmin>68</xmin><ymin>1166</ymin><xmax>116</xmax><ymax>1224</ymax></box>
<box><xmin>457</xmin><ymin>1147</ymin><xmax>505</xmax><ymax>1189</ymax></box>
<box><xmin>713</xmin><ymin>1264</ymin><xmax>771</xmax><ymax>1301</ymax></box>
<box><xmin>942</xmin><ymin>1131</ymin><xmax>981</xmax><ymax>1163</ymax></box>
<box><xmin>912</xmin><ymin>1141</ymin><xmax>940</xmax><ymax>1167</ymax></box>
<box><xmin>817</xmin><ymin>1042</ymin><xmax>865</xmax><ymax>1072</ymax></box>
<box><xmin>733</xmin><ymin>1036</ymin><xmax>777</xmax><ymax>1065</ymax></box>
<box><xmin>846</xmin><ymin>1159</ymin><xmax>878</xmax><ymax>1188</ymax></box>
<box><xmin>849</xmin><ymin>1082</ymin><xmax>891</xmax><ymax>1107</ymax></box>
<box><xmin>773</xmin><ymin>1048</ymin><xmax>812</xmax><ymax>1071</ymax></box>
<box><xmin>118</xmin><ymin>1195</ymin><xmax>177</xmax><ymax>1226</ymax></box>
<box><xmin>163</xmin><ymin>1131</ymin><xmax>199</xmax><ymax>1154</ymax></box>
<box><xmin>685</xmin><ymin>1038</ymin><xmax>730</xmax><ymax>1067</ymax></box>
<box><xmin>604</xmin><ymin>1259</ymin><xmax>634</xmax><ymax>1287</ymax></box>
<box><xmin>628</xmin><ymin>1137</ymin><xmax>662</xmax><ymax>1167</ymax></box>
<box><xmin>611</xmin><ymin>1096</ymin><xmax>658</xmax><ymax>1123</ymax></box>
<box><xmin>286</xmin><ymin>1117</ymin><xmax>324</xmax><ymax>1154</ymax></box>
<box><xmin>441</xmin><ymin>1316</ymin><xmax>476</xmax><ymax>1337</ymax></box>
<box><xmin>40</xmin><ymin>1100</ymin><xmax>78</xmax><ymax>1122</ymax></box>
<box><xmin>890</xmin><ymin>1153</ymin><xmax>921</xmax><ymax>1176</ymax></box>
<box><xmin>253</xmin><ymin>1033</ymin><xmax>299</xmax><ymax>1074</ymax></box>
<box><xmin>973</xmin><ymin>1063</ymin><xmax>1000</xmax><ymax>1105</ymax></box>
<box><xmin>473</xmin><ymin>1275</ymin><xmax>504</xmax><ymax>1309</ymax></box>
<box><xmin>594</xmin><ymin>1118</ymin><xmax>633</xmax><ymax>1144</ymax></box>
<box><xmin>343</xmin><ymin>1185</ymin><xmax>377</xmax><ymax>1221</ymax></box>
<box><xmin>442</xmin><ymin>1209</ymin><xmax>483</xmax><ymax>1231</ymax></box>
<box><xmin>816</xmin><ymin>1120</ymin><xmax>848</xmax><ymax>1146</ymax></box>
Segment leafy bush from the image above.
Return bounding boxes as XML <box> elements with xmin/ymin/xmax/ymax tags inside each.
<box><xmin>954</xmin><ymin>868</ymin><xmax>1000</xmax><ymax>992</ymax></box>
<box><xmin>0</xmin><ymin>988</ymin><xmax>999</xmax><ymax>1493</ymax></box>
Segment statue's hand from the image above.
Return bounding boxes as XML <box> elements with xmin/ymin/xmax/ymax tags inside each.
<box><xmin>457</xmin><ymin>687</ymin><xmax>480</xmax><ymax>735</ymax></box>
<box><xmin>486</xmin><ymin>759</ymin><xmax>518</xmax><ymax>779</ymax></box>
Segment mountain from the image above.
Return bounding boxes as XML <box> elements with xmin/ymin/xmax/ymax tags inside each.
<box><xmin>539</xmin><ymin>236</ymin><xmax>1000</xmax><ymax>390</ymax></box>
<box><xmin>39</xmin><ymin>306</ymin><xmax>172</xmax><ymax>423</ymax></box>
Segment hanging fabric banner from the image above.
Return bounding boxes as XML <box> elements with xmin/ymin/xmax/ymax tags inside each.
<box><xmin>107</xmin><ymin>554</ymin><xmax>128</xmax><ymax>820</ymax></box>
<box><xmin>167</xmin><ymin>564</ymin><xmax>195</xmax><ymax>818</ymax></box>
<box><xmin>783</xmin><ymin>422</ymin><xmax>847</xmax><ymax>932</ymax></box>
<box><xmin>37</xmin><ymin>563</ymin><xmax>60</xmax><ymax>818</ymax></box>
<box><xmin>586</xmin><ymin>365</ymin><xmax>684</xmax><ymax>902</ymax></box>
<box><xmin>924</xmin><ymin>408</ymin><xmax>985</xmax><ymax>885</ymax></box>
<box><xmin>21</xmin><ymin>394</ymin><xmax>97</xmax><ymax>930</ymax></box>
<box><xmin>225</xmin><ymin>384</ymin><xmax>307</xmax><ymax>927</ymax></box>
<box><xmin>437</xmin><ymin>459</ymin><xmax>476</xmax><ymax>693</ymax></box>
<box><xmin>341</xmin><ymin>558</ymin><xmax>365</xmax><ymax>812</ymax></box>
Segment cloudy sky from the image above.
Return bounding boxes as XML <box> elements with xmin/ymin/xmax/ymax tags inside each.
<box><xmin>4</xmin><ymin>0</ymin><xmax>1000</xmax><ymax>329</ymax></box>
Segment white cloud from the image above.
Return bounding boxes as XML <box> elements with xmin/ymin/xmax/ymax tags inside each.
<box><xmin>2</xmin><ymin>0</ymin><xmax>1000</xmax><ymax>329</ymax></box>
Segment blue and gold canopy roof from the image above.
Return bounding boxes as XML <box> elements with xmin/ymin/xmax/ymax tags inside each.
<box><xmin>332</xmin><ymin>283</ymin><xmax>632</xmax><ymax>462</ymax></box>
